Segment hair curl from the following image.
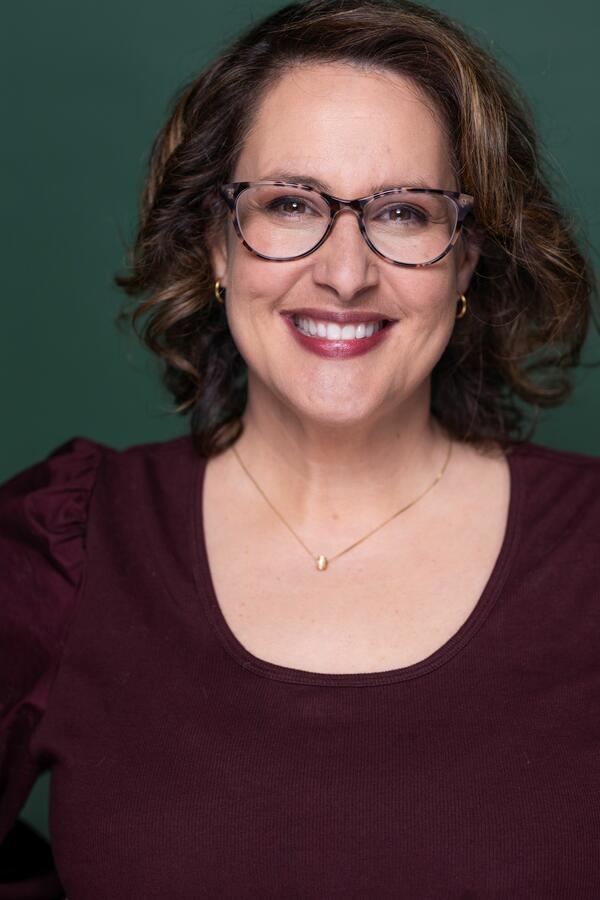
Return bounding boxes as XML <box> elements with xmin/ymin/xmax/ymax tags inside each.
<box><xmin>115</xmin><ymin>0</ymin><xmax>597</xmax><ymax>458</ymax></box>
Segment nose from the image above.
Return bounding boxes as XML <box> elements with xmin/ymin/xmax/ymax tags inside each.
<box><xmin>310</xmin><ymin>208</ymin><xmax>379</xmax><ymax>302</ymax></box>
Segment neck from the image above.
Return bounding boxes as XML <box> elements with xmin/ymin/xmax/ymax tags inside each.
<box><xmin>229</xmin><ymin>376</ymin><xmax>451</xmax><ymax>532</ymax></box>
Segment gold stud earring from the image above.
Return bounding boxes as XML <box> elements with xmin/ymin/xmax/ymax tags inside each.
<box><xmin>456</xmin><ymin>293</ymin><xmax>467</xmax><ymax>319</ymax></box>
<box><xmin>214</xmin><ymin>279</ymin><xmax>226</xmax><ymax>304</ymax></box>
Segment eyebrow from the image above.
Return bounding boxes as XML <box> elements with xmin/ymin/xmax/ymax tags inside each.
<box><xmin>258</xmin><ymin>171</ymin><xmax>436</xmax><ymax>194</ymax></box>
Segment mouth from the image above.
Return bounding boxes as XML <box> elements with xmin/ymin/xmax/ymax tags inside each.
<box><xmin>282</xmin><ymin>310</ymin><xmax>395</xmax><ymax>342</ymax></box>
<box><xmin>280</xmin><ymin>309</ymin><xmax>397</xmax><ymax>359</ymax></box>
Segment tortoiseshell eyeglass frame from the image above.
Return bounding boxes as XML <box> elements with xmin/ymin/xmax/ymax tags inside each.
<box><xmin>218</xmin><ymin>180</ymin><xmax>475</xmax><ymax>268</ymax></box>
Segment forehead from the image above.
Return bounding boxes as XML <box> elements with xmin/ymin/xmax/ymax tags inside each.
<box><xmin>234</xmin><ymin>62</ymin><xmax>457</xmax><ymax>194</ymax></box>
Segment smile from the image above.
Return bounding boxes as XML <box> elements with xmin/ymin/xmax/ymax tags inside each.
<box><xmin>281</xmin><ymin>312</ymin><xmax>396</xmax><ymax>359</ymax></box>
<box><xmin>292</xmin><ymin>314</ymin><xmax>389</xmax><ymax>340</ymax></box>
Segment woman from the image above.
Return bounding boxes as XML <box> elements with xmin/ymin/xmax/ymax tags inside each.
<box><xmin>1</xmin><ymin>0</ymin><xmax>599</xmax><ymax>896</ymax></box>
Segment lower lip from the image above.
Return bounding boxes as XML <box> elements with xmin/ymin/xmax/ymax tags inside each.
<box><xmin>282</xmin><ymin>316</ymin><xmax>396</xmax><ymax>359</ymax></box>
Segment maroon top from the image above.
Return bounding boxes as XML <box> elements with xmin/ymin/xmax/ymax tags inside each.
<box><xmin>1</xmin><ymin>434</ymin><xmax>600</xmax><ymax>899</ymax></box>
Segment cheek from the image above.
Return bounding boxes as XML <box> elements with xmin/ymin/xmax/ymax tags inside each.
<box><xmin>392</xmin><ymin>272</ymin><xmax>458</xmax><ymax>378</ymax></box>
<box><xmin>395</xmin><ymin>266</ymin><xmax>457</xmax><ymax>327</ymax></box>
<box><xmin>224</xmin><ymin>255</ymin><xmax>300</xmax><ymax>360</ymax></box>
<box><xmin>226</xmin><ymin>253</ymin><xmax>304</xmax><ymax>343</ymax></box>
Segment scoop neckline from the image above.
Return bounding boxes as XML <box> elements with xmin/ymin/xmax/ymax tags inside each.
<box><xmin>191</xmin><ymin>441</ymin><xmax>525</xmax><ymax>686</ymax></box>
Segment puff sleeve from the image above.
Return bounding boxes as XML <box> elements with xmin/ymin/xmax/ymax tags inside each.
<box><xmin>0</xmin><ymin>436</ymin><xmax>109</xmax><ymax>842</ymax></box>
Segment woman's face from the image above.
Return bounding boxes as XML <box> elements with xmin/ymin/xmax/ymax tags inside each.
<box><xmin>209</xmin><ymin>62</ymin><xmax>480</xmax><ymax>428</ymax></box>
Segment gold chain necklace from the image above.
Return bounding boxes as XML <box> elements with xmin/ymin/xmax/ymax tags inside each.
<box><xmin>231</xmin><ymin>438</ymin><xmax>453</xmax><ymax>571</ymax></box>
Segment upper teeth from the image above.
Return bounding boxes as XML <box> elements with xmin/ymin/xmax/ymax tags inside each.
<box><xmin>293</xmin><ymin>315</ymin><xmax>385</xmax><ymax>340</ymax></box>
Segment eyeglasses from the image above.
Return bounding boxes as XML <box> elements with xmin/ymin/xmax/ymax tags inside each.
<box><xmin>218</xmin><ymin>180</ymin><xmax>474</xmax><ymax>267</ymax></box>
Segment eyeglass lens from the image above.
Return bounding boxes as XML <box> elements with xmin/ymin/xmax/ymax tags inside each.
<box><xmin>235</xmin><ymin>185</ymin><xmax>458</xmax><ymax>264</ymax></box>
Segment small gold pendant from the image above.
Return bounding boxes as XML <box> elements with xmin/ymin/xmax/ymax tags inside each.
<box><xmin>316</xmin><ymin>555</ymin><xmax>328</xmax><ymax>571</ymax></box>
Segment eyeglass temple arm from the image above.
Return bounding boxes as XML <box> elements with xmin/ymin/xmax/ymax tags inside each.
<box><xmin>219</xmin><ymin>183</ymin><xmax>241</xmax><ymax>209</ymax></box>
<box><xmin>455</xmin><ymin>194</ymin><xmax>474</xmax><ymax>222</ymax></box>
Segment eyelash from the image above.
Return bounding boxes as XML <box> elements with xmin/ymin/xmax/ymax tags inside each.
<box><xmin>267</xmin><ymin>196</ymin><xmax>428</xmax><ymax>223</ymax></box>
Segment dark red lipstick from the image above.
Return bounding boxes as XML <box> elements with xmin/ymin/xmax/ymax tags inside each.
<box><xmin>281</xmin><ymin>311</ymin><xmax>396</xmax><ymax>359</ymax></box>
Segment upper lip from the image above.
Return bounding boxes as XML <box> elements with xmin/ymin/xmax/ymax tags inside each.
<box><xmin>280</xmin><ymin>308</ymin><xmax>396</xmax><ymax>324</ymax></box>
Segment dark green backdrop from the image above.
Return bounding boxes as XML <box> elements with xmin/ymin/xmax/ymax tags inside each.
<box><xmin>3</xmin><ymin>0</ymin><xmax>599</xmax><ymax>840</ymax></box>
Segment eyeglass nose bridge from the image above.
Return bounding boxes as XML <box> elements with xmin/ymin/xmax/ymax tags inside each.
<box><xmin>320</xmin><ymin>195</ymin><xmax>372</xmax><ymax>249</ymax></box>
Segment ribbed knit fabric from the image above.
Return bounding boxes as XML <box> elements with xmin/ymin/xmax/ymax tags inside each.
<box><xmin>1</xmin><ymin>434</ymin><xmax>599</xmax><ymax>899</ymax></box>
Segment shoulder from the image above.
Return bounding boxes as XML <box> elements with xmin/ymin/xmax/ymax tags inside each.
<box><xmin>91</xmin><ymin>431</ymin><xmax>197</xmax><ymax>480</ymax></box>
<box><xmin>508</xmin><ymin>439</ymin><xmax>600</xmax><ymax>489</ymax></box>
<box><xmin>508</xmin><ymin>439</ymin><xmax>600</xmax><ymax>468</ymax></box>
<box><xmin>0</xmin><ymin>432</ymin><xmax>198</xmax><ymax>545</ymax></box>
<box><xmin>88</xmin><ymin>432</ymin><xmax>202</xmax><ymax>517</ymax></box>
<box><xmin>0</xmin><ymin>436</ymin><xmax>115</xmax><ymax>830</ymax></box>
<box><xmin>0</xmin><ymin>432</ymin><xmax>197</xmax><ymax>651</ymax></box>
<box><xmin>507</xmin><ymin>439</ymin><xmax>600</xmax><ymax>543</ymax></box>
<box><xmin>0</xmin><ymin>436</ymin><xmax>114</xmax><ymax>670</ymax></box>
<box><xmin>0</xmin><ymin>432</ymin><xmax>199</xmax><ymax>841</ymax></box>
<box><xmin>0</xmin><ymin>436</ymin><xmax>111</xmax><ymax>568</ymax></box>
<box><xmin>0</xmin><ymin>437</ymin><xmax>109</xmax><ymax>842</ymax></box>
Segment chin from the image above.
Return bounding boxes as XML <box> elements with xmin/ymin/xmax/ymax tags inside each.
<box><xmin>289</xmin><ymin>393</ymin><xmax>383</xmax><ymax>428</ymax></box>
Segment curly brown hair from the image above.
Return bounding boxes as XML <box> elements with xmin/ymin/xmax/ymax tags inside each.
<box><xmin>115</xmin><ymin>0</ymin><xmax>597</xmax><ymax>458</ymax></box>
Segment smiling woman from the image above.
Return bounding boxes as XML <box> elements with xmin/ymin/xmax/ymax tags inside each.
<box><xmin>115</xmin><ymin>1</ymin><xmax>593</xmax><ymax>457</ymax></box>
<box><xmin>1</xmin><ymin>0</ymin><xmax>600</xmax><ymax>898</ymax></box>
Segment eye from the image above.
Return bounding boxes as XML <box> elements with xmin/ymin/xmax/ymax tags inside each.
<box><xmin>376</xmin><ymin>203</ymin><xmax>428</xmax><ymax>224</ymax></box>
<box><xmin>267</xmin><ymin>196</ymin><xmax>318</xmax><ymax>216</ymax></box>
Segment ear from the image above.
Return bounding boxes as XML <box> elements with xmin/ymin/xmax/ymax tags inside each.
<box><xmin>455</xmin><ymin>227</ymin><xmax>482</xmax><ymax>296</ymax></box>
